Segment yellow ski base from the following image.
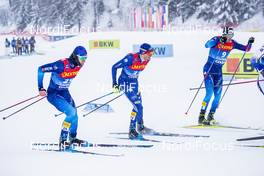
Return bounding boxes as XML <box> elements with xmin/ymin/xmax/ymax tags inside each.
<box><xmin>184</xmin><ymin>125</ymin><xmax>223</xmax><ymax>129</ymax></box>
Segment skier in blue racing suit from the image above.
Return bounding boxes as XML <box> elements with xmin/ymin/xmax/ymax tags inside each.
<box><xmin>112</xmin><ymin>43</ymin><xmax>154</xmax><ymax>139</ymax></box>
<box><xmin>198</xmin><ymin>27</ymin><xmax>254</xmax><ymax>125</ymax></box>
<box><xmin>251</xmin><ymin>45</ymin><xmax>264</xmax><ymax>95</ymax></box>
<box><xmin>38</xmin><ymin>46</ymin><xmax>88</xmax><ymax>149</ymax></box>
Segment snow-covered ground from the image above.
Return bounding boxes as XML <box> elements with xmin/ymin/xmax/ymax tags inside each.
<box><xmin>0</xmin><ymin>31</ymin><xmax>264</xmax><ymax>176</ymax></box>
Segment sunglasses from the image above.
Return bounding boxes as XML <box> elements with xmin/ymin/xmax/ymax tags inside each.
<box><xmin>144</xmin><ymin>50</ymin><xmax>154</xmax><ymax>57</ymax></box>
<box><xmin>223</xmin><ymin>33</ymin><xmax>234</xmax><ymax>38</ymax></box>
<box><xmin>77</xmin><ymin>55</ymin><xmax>87</xmax><ymax>61</ymax></box>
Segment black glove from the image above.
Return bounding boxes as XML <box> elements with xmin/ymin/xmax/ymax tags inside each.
<box><xmin>39</xmin><ymin>88</ymin><xmax>47</xmax><ymax>96</ymax></box>
<box><xmin>248</xmin><ymin>37</ymin><xmax>254</xmax><ymax>44</ymax></box>
<box><xmin>260</xmin><ymin>70</ymin><xmax>264</xmax><ymax>75</ymax></box>
<box><xmin>220</xmin><ymin>36</ymin><xmax>227</xmax><ymax>43</ymax></box>
<box><xmin>112</xmin><ymin>84</ymin><xmax>120</xmax><ymax>93</ymax></box>
<box><xmin>39</xmin><ymin>87</ymin><xmax>46</xmax><ymax>92</ymax></box>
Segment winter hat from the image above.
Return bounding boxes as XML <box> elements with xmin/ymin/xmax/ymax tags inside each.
<box><xmin>139</xmin><ymin>43</ymin><xmax>153</xmax><ymax>54</ymax></box>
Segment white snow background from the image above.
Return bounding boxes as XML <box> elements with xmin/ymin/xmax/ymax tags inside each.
<box><xmin>0</xmin><ymin>31</ymin><xmax>263</xmax><ymax>176</ymax></box>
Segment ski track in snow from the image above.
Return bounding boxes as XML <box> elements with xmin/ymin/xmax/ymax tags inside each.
<box><xmin>0</xmin><ymin>31</ymin><xmax>264</xmax><ymax>176</ymax></box>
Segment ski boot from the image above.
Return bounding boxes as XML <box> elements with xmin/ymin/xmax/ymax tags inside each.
<box><xmin>69</xmin><ymin>135</ymin><xmax>89</xmax><ymax>148</ymax></box>
<box><xmin>129</xmin><ymin>128</ymin><xmax>143</xmax><ymax>140</ymax></box>
<box><xmin>207</xmin><ymin>111</ymin><xmax>217</xmax><ymax>125</ymax></box>
<box><xmin>59</xmin><ymin>128</ymin><xmax>70</xmax><ymax>151</ymax></box>
<box><xmin>137</xmin><ymin>124</ymin><xmax>155</xmax><ymax>135</ymax></box>
<box><xmin>198</xmin><ymin>110</ymin><xmax>208</xmax><ymax>125</ymax></box>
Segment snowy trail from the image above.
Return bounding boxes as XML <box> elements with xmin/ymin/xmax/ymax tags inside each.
<box><xmin>0</xmin><ymin>31</ymin><xmax>264</xmax><ymax>176</ymax></box>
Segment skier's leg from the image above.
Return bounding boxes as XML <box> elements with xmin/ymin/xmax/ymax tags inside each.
<box><xmin>201</xmin><ymin>74</ymin><xmax>214</xmax><ymax>112</ymax></box>
<box><xmin>208</xmin><ymin>75</ymin><xmax>223</xmax><ymax>124</ymax></box>
<box><xmin>47</xmin><ymin>91</ymin><xmax>78</xmax><ymax>142</ymax></box>
<box><xmin>198</xmin><ymin>74</ymin><xmax>214</xmax><ymax>124</ymax></box>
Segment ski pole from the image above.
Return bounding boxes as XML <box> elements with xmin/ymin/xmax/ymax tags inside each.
<box><xmin>54</xmin><ymin>92</ymin><xmax>113</xmax><ymax>117</ymax></box>
<box><xmin>0</xmin><ymin>95</ymin><xmax>40</xmax><ymax>113</ymax></box>
<box><xmin>185</xmin><ymin>43</ymin><xmax>224</xmax><ymax>115</ymax></box>
<box><xmin>218</xmin><ymin>48</ymin><xmax>248</xmax><ymax>107</ymax></box>
<box><xmin>189</xmin><ymin>79</ymin><xmax>264</xmax><ymax>91</ymax></box>
<box><xmin>257</xmin><ymin>75</ymin><xmax>264</xmax><ymax>95</ymax></box>
<box><xmin>192</xmin><ymin>72</ymin><xmax>258</xmax><ymax>76</ymax></box>
<box><xmin>223</xmin><ymin>73</ymin><xmax>258</xmax><ymax>76</ymax></box>
<box><xmin>83</xmin><ymin>93</ymin><xmax>124</xmax><ymax>117</ymax></box>
<box><xmin>2</xmin><ymin>96</ymin><xmax>46</xmax><ymax>120</ymax></box>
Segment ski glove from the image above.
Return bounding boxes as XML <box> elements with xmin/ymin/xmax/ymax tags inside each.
<box><xmin>220</xmin><ymin>36</ymin><xmax>227</xmax><ymax>43</ymax></box>
<box><xmin>112</xmin><ymin>84</ymin><xmax>120</xmax><ymax>94</ymax></box>
<box><xmin>39</xmin><ymin>88</ymin><xmax>47</xmax><ymax>96</ymax></box>
<box><xmin>248</xmin><ymin>37</ymin><xmax>255</xmax><ymax>44</ymax></box>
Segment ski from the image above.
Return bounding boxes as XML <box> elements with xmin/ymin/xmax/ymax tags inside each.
<box><xmin>149</xmin><ymin>131</ymin><xmax>209</xmax><ymax>138</ymax></box>
<box><xmin>236</xmin><ymin>145</ymin><xmax>264</xmax><ymax>148</ymax></box>
<box><xmin>185</xmin><ymin>124</ymin><xmax>263</xmax><ymax>131</ymax></box>
<box><xmin>237</xmin><ymin>135</ymin><xmax>264</xmax><ymax>141</ymax></box>
<box><xmin>31</xmin><ymin>142</ymin><xmax>153</xmax><ymax>148</ymax></box>
<box><xmin>113</xmin><ymin>137</ymin><xmax>162</xmax><ymax>143</ymax></box>
<box><xmin>110</xmin><ymin>132</ymin><xmax>209</xmax><ymax>138</ymax></box>
<box><xmin>32</xmin><ymin>148</ymin><xmax>123</xmax><ymax>157</ymax></box>
<box><xmin>113</xmin><ymin>137</ymin><xmax>184</xmax><ymax>144</ymax></box>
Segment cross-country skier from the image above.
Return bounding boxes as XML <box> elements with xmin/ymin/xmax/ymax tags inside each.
<box><xmin>38</xmin><ymin>46</ymin><xmax>88</xmax><ymax>150</ymax></box>
<box><xmin>198</xmin><ymin>26</ymin><xmax>254</xmax><ymax>125</ymax></box>
<box><xmin>251</xmin><ymin>45</ymin><xmax>264</xmax><ymax>95</ymax></box>
<box><xmin>29</xmin><ymin>36</ymin><xmax>36</xmax><ymax>53</ymax></box>
<box><xmin>11</xmin><ymin>37</ymin><xmax>16</xmax><ymax>54</ymax></box>
<box><xmin>16</xmin><ymin>37</ymin><xmax>23</xmax><ymax>55</ymax></box>
<box><xmin>112</xmin><ymin>43</ymin><xmax>155</xmax><ymax>139</ymax></box>
<box><xmin>5</xmin><ymin>38</ymin><xmax>10</xmax><ymax>48</ymax></box>
<box><xmin>5</xmin><ymin>38</ymin><xmax>10</xmax><ymax>56</ymax></box>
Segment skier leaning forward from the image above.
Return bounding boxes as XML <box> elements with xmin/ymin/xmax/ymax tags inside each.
<box><xmin>38</xmin><ymin>46</ymin><xmax>88</xmax><ymax>150</ymax></box>
<box><xmin>112</xmin><ymin>43</ymin><xmax>155</xmax><ymax>139</ymax></box>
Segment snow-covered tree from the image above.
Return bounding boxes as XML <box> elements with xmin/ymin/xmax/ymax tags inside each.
<box><xmin>263</xmin><ymin>0</ymin><xmax>264</xmax><ymax>16</ymax></box>
<box><xmin>197</xmin><ymin>0</ymin><xmax>214</xmax><ymax>23</ymax></box>
<box><xmin>198</xmin><ymin>0</ymin><xmax>258</xmax><ymax>26</ymax></box>
<box><xmin>178</xmin><ymin>0</ymin><xmax>203</xmax><ymax>23</ymax></box>
<box><xmin>10</xmin><ymin>0</ymin><xmax>33</xmax><ymax>30</ymax></box>
<box><xmin>0</xmin><ymin>8</ymin><xmax>10</xmax><ymax>26</ymax></box>
<box><xmin>167</xmin><ymin>0</ymin><xmax>180</xmax><ymax>23</ymax></box>
<box><xmin>237</xmin><ymin>0</ymin><xmax>258</xmax><ymax>22</ymax></box>
<box><xmin>2</xmin><ymin>0</ymin><xmax>264</xmax><ymax>32</ymax></box>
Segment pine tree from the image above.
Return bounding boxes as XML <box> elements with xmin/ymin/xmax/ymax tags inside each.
<box><xmin>0</xmin><ymin>8</ymin><xmax>9</xmax><ymax>26</ymax></box>
<box><xmin>197</xmin><ymin>0</ymin><xmax>214</xmax><ymax>23</ymax></box>
<box><xmin>261</xmin><ymin>0</ymin><xmax>264</xmax><ymax>16</ymax></box>
<box><xmin>237</xmin><ymin>0</ymin><xmax>258</xmax><ymax>22</ymax></box>
<box><xmin>178</xmin><ymin>0</ymin><xmax>203</xmax><ymax>23</ymax></box>
<box><xmin>30</xmin><ymin>0</ymin><xmax>41</xmax><ymax>30</ymax></box>
<box><xmin>198</xmin><ymin>0</ymin><xmax>258</xmax><ymax>26</ymax></box>
<box><xmin>47</xmin><ymin>0</ymin><xmax>65</xmax><ymax>26</ymax></box>
<box><xmin>167</xmin><ymin>0</ymin><xmax>180</xmax><ymax>23</ymax></box>
<box><xmin>11</xmin><ymin>0</ymin><xmax>33</xmax><ymax>30</ymax></box>
<box><xmin>69</xmin><ymin>0</ymin><xmax>86</xmax><ymax>31</ymax></box>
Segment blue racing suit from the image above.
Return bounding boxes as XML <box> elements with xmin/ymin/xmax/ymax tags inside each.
<box><xmin>251</xmin><ymin>45</ymin><xmax>264</xmax><ymax>73</ymax></box>
<box><xmin>38</xmin><ymin>58</ymin><xmax>81</xmax><ymax>138</ymax></box>
<box><xmin>112</xmin><ymin>53</ymin><xmax>150</xmax><ymax>130</ymax></box>
<box><xmin>251</xmin><ymin>45</ymin><xmax>264</xmax><ymax>95</ymax></box>
<box><xmin>201</xmin><ymin>36</ymin><xmax>252</xmax><ymax>113</ymax></box>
